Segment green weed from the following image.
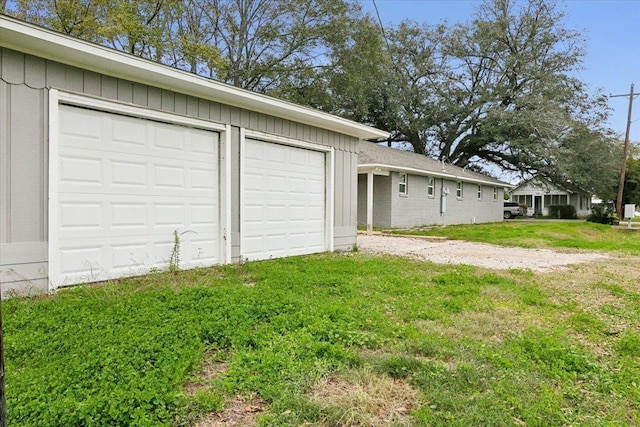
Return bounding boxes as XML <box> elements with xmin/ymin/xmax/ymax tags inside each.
<box><xmin>4</xmin><ymin>252</ymin><xmax>639</xmax><ymax>426</ymax></box>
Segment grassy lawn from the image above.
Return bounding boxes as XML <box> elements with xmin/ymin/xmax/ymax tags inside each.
<box><xmin>394</xmin><ymin>220</ymin><xmax>640</xmax><ymax>254</ymax></box>
<box><xmin>5</xmin><ymin>228</ymin><xmax>640</xmax><ymax>426</ymax></box>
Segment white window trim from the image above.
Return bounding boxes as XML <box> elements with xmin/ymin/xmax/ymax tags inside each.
<box><xmin>493</xmin><ymin>187</ymin><xmax>498</xmax><ymax>202</ymax></box>
<box><xmin>427</xmin><ymin>176</ymin><xmax>435</xmax><ymax>198</ymax></box>
<box><xmin>399</xmin><ymin>173</ymin><xmax>408</xmax><ymax>195</ymax></box>
<box><xmin>456</xmin><ymin>181</ymin><xmax>463</xmax><ymax>199</ymax></box>
<box><xmin>49</xmin><ymin>89</ymin><xmax>232</xmax><ymax>289</ymax></box>
<box><xmin>240</xmin><ymin>129</ymin><xmax>335</xmax><ymax>255</ymax></box>
<box><xmin>477</xmin><ymin>184</ymin><xmax>483</xmax><ymax>201</ymax></box>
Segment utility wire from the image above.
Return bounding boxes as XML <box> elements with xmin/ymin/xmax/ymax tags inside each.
<box><xmin>371</xmin><ymin>0</ymin><xmax>391</xmax><ymax>53</ymax></box>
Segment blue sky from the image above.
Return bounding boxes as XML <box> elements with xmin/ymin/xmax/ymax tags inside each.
<box><xmin>359</xmin><ymin>0</ymin><xmax>640</xmax><ymax>143</ymax></box>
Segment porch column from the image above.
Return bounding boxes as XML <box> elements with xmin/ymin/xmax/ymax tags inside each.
<box><xmin>367</xmin><ymin>171</ymin><xmax>374</xmax><ymax>235</ymax></box>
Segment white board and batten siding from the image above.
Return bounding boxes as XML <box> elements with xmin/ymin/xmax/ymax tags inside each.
<box><xmin>48</xmin><ymin>91</ymin><xmax>230</xmax><ymax>288</ymax></box>
<box><xmin>241</xmin><ymin>131</ymin><xmax>334</xmax><ymax>261</ymax></box>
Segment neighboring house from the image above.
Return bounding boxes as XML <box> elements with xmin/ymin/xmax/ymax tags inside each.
<box><xmin>0</xmin><ymin>16</ymin><xmax>389</xmax><ymax>295</ymax></box>
<box><xmin>509</xmin><ymin>177</ymin><xmax>592</xmax><ymax>217</ymax></box>
<box><xmin>357</xmin><ymin>142</ymin><xmax>512</xmax><ymax>231</ymax></box>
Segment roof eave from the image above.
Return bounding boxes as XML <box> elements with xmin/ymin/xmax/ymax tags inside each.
<box><xmin>0</xmin><ymin>15</ymin><xmax>390</xmax><ymax>140</ymax></box>
<box><xmin>358</xmin><ymin>163</ymin><xmax>513</xmax><ymax>188</ymax></box>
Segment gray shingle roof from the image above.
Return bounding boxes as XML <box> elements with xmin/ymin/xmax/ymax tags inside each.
<box><xmin>358</xmin><ymin>142</ymin><xmax>510</xmax><ymax>187</ymax></box>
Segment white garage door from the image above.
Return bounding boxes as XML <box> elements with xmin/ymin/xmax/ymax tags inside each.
<box><xmin>242</xmin><ymin>139</ymin><xmax>326</xmax><ymax>261</ymax></box>
<box><xmin>50</xmin><ymin>104</ymin><xmax>221</xmax><ymax>287</ymax></box>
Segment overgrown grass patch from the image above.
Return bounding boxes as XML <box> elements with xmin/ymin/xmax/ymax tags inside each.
<box><xmin>395</xmin><ymin>221</ymin><xmax>640</xmax><ymax>254</ymax></box>
<box><xmin>5</xmin><ymin>251</ymin><xmax>640</xmax><ymax>426</ymax></box>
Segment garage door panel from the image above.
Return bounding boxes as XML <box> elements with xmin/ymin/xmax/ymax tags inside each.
<box><xmin>111</xmin><ymin>202</ymin><xmax>147</xmax><ymax>228</ymax></box>
<box><xmin>58</xmin><ymin>202</ymin><xmax>103</xmax><ymax>230</ymax></box>
<box><xmin>267</xmin><ymin>205</ymin><xmax>287</xmax><ymax>222</ymax></box>
<box><xmin>111</xmin><ymin>160</ymin><xmax>147</xmax><ymax>187</ymax></box>
<box><xmin>55</xmin><ymin>231</ymin><xmax>220</xmax><ymax>284</ymax></box>
<box><xmin>60</xmin><ymin>107</ymin><xmax>103</xmax><ymax>140</ymax></box>
<box><xmin>111</xmin><ymin>115</ymin><xmax>147</xmax><ymax>147</ymax></box>
<box><xmin>244</xmin><ymin>172</ymin><xmax>264</xmax><ymax>192</ymax></box>
<box><xmin>191</xmin><ymin>203</ymin><xmax>218</xmax><ymax>225</ymax></box>
<box><xmin>154</xmin><ymin>203</ymin><xmax>186</xmax><ymax>226</ymax></box>
<box><xmin>58</xmin><ymin>150</ymin><xmax>217</xmax><ymax>193</ymax></box>
<box><xmin>55</xmin><ymin>194</ymin><xmax>218</xmax><ymax>231</ymax></box>
<box><xmin>60</xmin><ymin>106</ymin><xmax>215</xmax><ymax>161</ymax></box>
<box><xmin>191</xmin><ymin>168</ymin><xmax>217</xmax><ymax>190</ymax></box>
<box><xmin>191</xmin><ymin>132</ymin><xmax>218</xmax><ymax>155</ymax></box>
<box><xmin>188</xmin><ymin>236</ymin><xmax>221</xmax><ymax>263</ymax></box>
<box><xmin>52</xmin><ymin>104</ymin><xmax>221</xmax><ymax>287</ymax></box>
<box><xmin>59</xmin><ymin>155</ymin><xmax>103</xmax><ymax>185</ymax></box>
<box><xmin>154</xmin><ymin>165</ymin><xmax>185</xmax><ymax>189</ymax></box>
<box><xmin>57</xmin><ymin>245</ymin><xmax>105</xmax><ymax>277</ymax></box>
<box><xmin>242</xmin><ymin>139</ymin><xmax>326</xmax><ymax>261</ymax></box>
<box><xmin>153</xmin><ymin>125</ymin><xmax>187</xmax><ymax>152</ymax></box>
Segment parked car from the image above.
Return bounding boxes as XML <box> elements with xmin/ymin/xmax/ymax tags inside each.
<box><xmin>503</xmin><ymin>202</ymin><xmax>522</xmax><ymax>219</ymax></box>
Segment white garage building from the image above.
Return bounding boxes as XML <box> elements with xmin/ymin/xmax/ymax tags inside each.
<box><xmin>0</xmin><ymin>16</ymin><xmax>389</xmax><ymax>295</ymax></box>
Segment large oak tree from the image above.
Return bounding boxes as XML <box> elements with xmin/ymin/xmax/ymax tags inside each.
<box><xmin>3</xmin><ymin>0</ymin><xmax>621</xmax><ymax>196</ymax></box>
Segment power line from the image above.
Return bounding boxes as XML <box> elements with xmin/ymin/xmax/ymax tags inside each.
<box><xmin>371</xmin><ymin>0</ymin><xmax>391</xmax><ymax>52</ymax></box>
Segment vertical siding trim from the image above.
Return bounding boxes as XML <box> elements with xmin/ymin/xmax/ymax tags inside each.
<box><xmin>41</xmin><ymin>89</ymin><xmax>48</xmax><ymax>240</ymax></box>
<box><xmin>117</xmin><ymin>80</ymin><xmax>134</xmax><ymax>103</ymax></box>
<box><xmin>327</xmin><ymin>148</ymin><xmax>335</xmax><ymax>251</ymax></box>
<box><xmin>222</xmin><ymin>124</ymin><xmax>232</xmax><ymax>263</ymax></box>
<box><xmin>47</xmin><ymin>88</ymin><xmax>60</xmax><ymax>291</ymax></box>
<box><xmin>238</xmin><ymin>127</ymin><xmax>246</xmax><ymax>258</ymax></box>
<box><xmin>24</xmin><ymin>55</ymin><xmax>46</xmax><ymax>88</ymax></box>
<box><xmin>1</xmin><ymin>50</ymin><xmax>24</xmax><ymax>84</ymax></box>
<box><xmin>0</xmin><ymin>82</ymin><xmax>10</xmax><ymax>242</ymax></box>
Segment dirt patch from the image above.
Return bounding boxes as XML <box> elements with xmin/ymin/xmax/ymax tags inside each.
<box><xmin>195</xmin><ymin>395</ymin><xmax>267</xmax><ymax>427</ymax></box>
<box><xmin>185</xmin><ymin>352</ymin><xmax>267</xmax><ymax>427</ymax></box>
<box><xmin>184</xmin><ymin>351</ymin><xmax>228</xmax><ymax>396</ymax></box>
<box><xmin>358</xmin><ymin>234</ymin><xmax>610</xmax><ymax>272</ymax></box>
<box><xmin>308</xmin><ymin>368</ymin><xmax>419</xmax><ymax>426</ymax></box>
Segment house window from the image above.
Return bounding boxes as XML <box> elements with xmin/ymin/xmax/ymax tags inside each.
<box><xmin>477</xmin><ymin>185</ymin><xmax>482</xmax><ymax>200</ymax></box>
<box><xmin>456</xmin><ymin>181</ymin><xmax>463</xmax><ymax>199</ymax></box>
<box><xmin>493</xmin><ymin>187</ymin><xmax>498</xmax><ymax>201</ymax></box>
<box><xmin>427</xmin><ymin>176</ymin><xmax>434</xmax><ymax>197</ymax></box>
<box><xmin>399</xmin><ymin>173</ymin><xmax>407</xmax><ymax>194</ymax></box>
<box><xmin>515</xmin><ymin>194</ymin><xmax>532</xmax><ymax>208</ymax></box>
<box><xmin>544</xmin><ymin>194</ymin><xmax>568</xmax><ymax>205</ymax></box>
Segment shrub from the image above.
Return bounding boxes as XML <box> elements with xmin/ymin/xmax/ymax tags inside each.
<box><xmin>586</xmin><ymin>204</ymin><xmax>618</xmax><ymax>225</ymax></box>
<box><xmin>548</xmin><ymin>205</ymin><xmax>577</xmax><ymax>219</ymax></box>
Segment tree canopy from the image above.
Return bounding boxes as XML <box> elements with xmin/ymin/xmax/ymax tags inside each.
<box><xmin>317</xmin><ymin>0</ymin><xmax>621</xmax><ymax>196</ymax></box>
<box><xmin>622</xmin><ymin>148</ymin><xmax>640</xmax><ymax>205</ymax></box>
<box><xmin>3</xmin><ymin>0</ymin><xmax>621</xmax><ymax>195</ymax></box>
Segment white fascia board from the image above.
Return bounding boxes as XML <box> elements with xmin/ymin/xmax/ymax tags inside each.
<box><xmin>0</xmin><ymin>15</ymin><xmax>390</xmax><ymax>141</ymax></box>
<box><xmin>358</xmin><ymin>163</ymin><xmax>513</xmax><ymax>188</ymax></box>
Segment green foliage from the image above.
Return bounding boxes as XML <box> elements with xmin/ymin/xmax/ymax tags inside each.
<box><xmin>586</xmin><ymin>203</ymin><xmax>619</xmax><ymax>225</ymax></box>
<box><xmin>616</xmin><ymin>331</ymin><xmax>640</xmax><ymax>357</ymax></box>
<box><xmin>321</xmin><ymin>0</ymin><xmax>618</xmax><ymax>194</ymax></box>
<box><xmin>568</xmin><ymin>311</ymin><xmax>607</xmax><ymax>337</ymax></box>
<box><xmin>509</xmin><ymin>328</ymin><xmax>596</xmax><ymax>380</ymax></box>
<box><xmin>5</xmin><ymin>251</ymin><xmax>640</xmax><ymax>425</ymax></box>
<box><xmin>548</xmin><ymin>204</ymin><xmax>577</xmax><ymax>219</ymax></box>
<box><xmin>374</xmin><ymin>355</ymin><xmax>424</xmax><ymax>379</ymax></box>
<box><xmin>5</xmin><ymin>0</ymin><xmax>619</xmax><ymax>192</ymax></box>
<box><xmin>622</xmin><ymin>155</ymin><xmax>640</xmax><ymax>205</ymax></box>
<box><xmin>399</xmin><ymin>221</ymin><xmax>640</xmax><ymax>253</ymax></box>
<box><xmin>169</xmin><ymin>230</ymin><xmax>180</xmax><ymax>273</ymax></box>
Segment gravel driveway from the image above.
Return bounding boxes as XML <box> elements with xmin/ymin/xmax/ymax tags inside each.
<box><xmin>357</xmin><ymin>234</ymin><xmax>610</xmax><ymax>272</ymax></box>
